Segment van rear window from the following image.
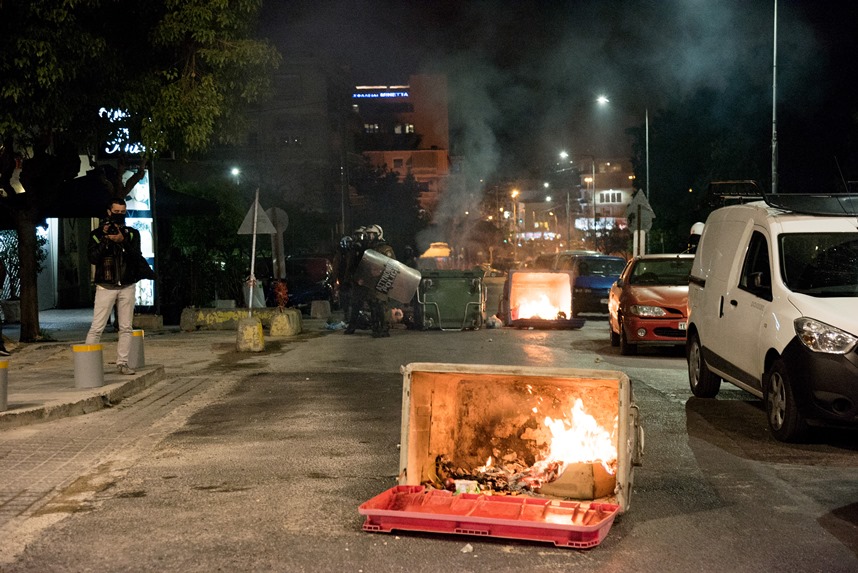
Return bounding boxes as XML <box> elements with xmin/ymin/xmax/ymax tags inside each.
<box><xmin>780</xmin><ymin>233</ymin><xmax>858</xmax><ymax>296</ymax></box>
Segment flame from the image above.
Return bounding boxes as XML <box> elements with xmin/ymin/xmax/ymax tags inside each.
<box><xmin>516</xmin><ymin>295</ymin><xmax>562</xmax><ymax>320</ymax></box>
<box><xmin>535</xmin><ymin>398</ymin><xmax>617</xmax><ymax>475</ymax></box>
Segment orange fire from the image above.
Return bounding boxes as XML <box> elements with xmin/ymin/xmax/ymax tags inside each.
<box><xmin>515</xmin><ymin>295</ymin><xmax>564</xmax><ymax>320</ymax></box>
<box><xmin>534</xmin><ymin>398</ymin><xmax>618</xmax><ymax>475</ymax></box>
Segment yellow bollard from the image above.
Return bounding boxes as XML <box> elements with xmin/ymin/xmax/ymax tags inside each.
<box><xmin>128</xmin><ymin>329</ymin><xmax>145</xmax><ymax>369</ymax></box>
<box><xmin>0</xmin><ymin>359</ymin><xmax>8</xmax><ymax>411</ymax></box>
<box><xmin>72</xmin><ymin>344</ymin><xmax>105</xmax><ymax>388</ymax></box>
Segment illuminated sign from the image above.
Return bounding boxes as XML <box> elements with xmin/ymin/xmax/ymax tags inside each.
<box><xmin>99</xmin><ymin>107</ymin><xmax>146</xmax><ymax>155</ymax></box>
<box><xmin>352</xmin><ymin>91</ymin><xmax>409</xmax><ymax>99</ymax></box>
<box><xmin>123</xmin><ymin>168</ymin><xmax>155</xmax><ymax>307</ymax></box>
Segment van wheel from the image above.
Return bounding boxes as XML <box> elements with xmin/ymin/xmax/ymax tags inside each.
<box><xmin>687</xmin><ymin>332</ymin><xmax>720</xmax><ymax>397</ymax></box>
<box><xmin>619</xmin><ymin>320</ymin><xmax>637</xmax><ymax>355</ymax></box>
<box><xmin>610</xmin><ymin>322</ymin><xmax>620</xmax><ymax>347</ymax></box>
<box><xmin>764</xmin><ymin>360</ymin><xmax>808</xmax><ymax>442</ymax></box>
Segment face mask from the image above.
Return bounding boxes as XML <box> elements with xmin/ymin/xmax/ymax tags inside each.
<box><xmin>110</xmin><ymin>213</ymin><xmax>126</xmax><ymax>226</ymax></box>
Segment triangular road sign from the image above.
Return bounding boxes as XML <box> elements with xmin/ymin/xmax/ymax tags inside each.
<box><xmin>238</xmin><ymin>199</ymin><xmax>276</xmax><ymax>234</ymax></box>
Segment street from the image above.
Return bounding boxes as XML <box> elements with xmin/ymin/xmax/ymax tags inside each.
<box><xmin>1</xmin><ymin>316</ymin><xmax>857</xmax><ymax>572</ymax></box>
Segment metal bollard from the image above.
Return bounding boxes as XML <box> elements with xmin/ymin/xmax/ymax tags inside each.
<box><xmin>72</xmin><ymin>344</ymin><xmax>105</xmax><ymax>389</ymax></box>
<box><xmin>0</xmin><ymin>359</ymin><xmax>8</xmax><ymax>411</ymax></box>
<box><xmin>128</xmin><ymin>329</ymin><xmax>145</xmax><ymax>369</ymax></box>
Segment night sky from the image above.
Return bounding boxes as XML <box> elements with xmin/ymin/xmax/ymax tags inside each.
<box><xmin>260</xmin><ymin>1</ymin><xmax>858</xmax><ymax>186</ymax></box>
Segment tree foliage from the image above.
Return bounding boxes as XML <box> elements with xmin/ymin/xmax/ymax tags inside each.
<box><xmin>349</xmin><ymin>158</ymin><xmax>427</xmax><ymax>258</ymax></box>
<box><xmin>0</xmin><ymin>0</ymin><xmax>280</xmax><ymax>340</ymax></box>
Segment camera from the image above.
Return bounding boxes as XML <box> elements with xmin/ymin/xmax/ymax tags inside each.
<box><xmin>101</xmin><ymin>218</ymin><xmax>121</xmax><ymax>236</ymax></box>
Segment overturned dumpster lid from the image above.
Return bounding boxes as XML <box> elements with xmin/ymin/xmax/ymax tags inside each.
<box><xmin>359</xmin><ymin>485</ymin><xmax>620</xmax><ymax>549</ymax></box>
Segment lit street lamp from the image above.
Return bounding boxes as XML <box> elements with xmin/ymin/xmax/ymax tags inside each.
<box><xmin>597</xmin><ymin>95</ymin><xmax>650</xmax><ymax>200</ymax></box>
<box><xmin>511</xmin><ymin>189</ymin><xmax>520</xmax><ymax>260</ymax></box>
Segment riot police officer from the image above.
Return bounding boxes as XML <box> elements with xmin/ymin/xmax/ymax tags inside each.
<box><xmin>364</xmin><ymin>224</ymin><xmax>395</xmax><ymax>337</ymax></box>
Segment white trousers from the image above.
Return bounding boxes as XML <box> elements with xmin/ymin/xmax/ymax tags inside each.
<box><xmin>85</xmin><ymin>284</ymin><xmax>136</xmax><ymax>365</ymax></box>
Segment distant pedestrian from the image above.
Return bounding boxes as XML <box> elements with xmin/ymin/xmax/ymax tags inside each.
<box><xmin>84</xmin><ymin>198</ymin><xmax>148</xmax><ymax>374</ymax></box>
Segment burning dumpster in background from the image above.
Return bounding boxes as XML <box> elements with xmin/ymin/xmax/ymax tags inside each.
<box><xmin>359</xmin><ymin>363</ymin><xmax>643</xmax><ymax>548</ymax></box>
<box><xmin>417</xmin><ymin>269</ymin><xmax>485</xmax><ymax>330</ymax></box>
<box><xmin>500</xmin><ymin>270</ymin><xmax>585</xmax><ymax>329</ymax></box>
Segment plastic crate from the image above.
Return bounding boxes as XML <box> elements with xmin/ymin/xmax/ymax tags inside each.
<box><xmin>359</xmin><ymin>485</ymin><xmax>620</xmax><ymax>549</ymax></box>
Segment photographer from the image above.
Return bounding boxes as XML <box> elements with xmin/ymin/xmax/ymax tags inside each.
<box><xmin>84</xmin><ymin>198</ymin><xmax>146</xmax><ymax>375</ymax></box>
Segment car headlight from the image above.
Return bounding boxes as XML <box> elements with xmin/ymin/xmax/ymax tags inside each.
<box><xmin>794</xmin><ymin>317</ymin><xmax>858</xmax><ymax>354</ymax></box>
<box><xmin>628</xmin><ymin>305</ymin><xmax>667</xmax><ymax>317</ymax></box>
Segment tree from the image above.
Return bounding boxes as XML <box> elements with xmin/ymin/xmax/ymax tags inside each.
<box><xmin>0</xmin><ymin>0</ymin><xmax>280</xmax><ymax>341</ymax></box>
<box><xmin>349</xmin><ymin>158</ymin><xmax>427</xmax><ymax>258</ymax></box>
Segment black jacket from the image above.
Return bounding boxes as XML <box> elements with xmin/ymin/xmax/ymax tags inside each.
<box><xmin>87</xmin><ymin>224</ymin><xmax>143</xmax><ymax>286</ymax></box>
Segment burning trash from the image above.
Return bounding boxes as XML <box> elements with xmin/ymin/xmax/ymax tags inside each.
<box><xmin>359</xmin><ymin>363</ymin><xmax>643</xmax><ymax>548</ymax></box>
<box><xmin>500</xmin><ymin>270</ymin><xmax>585</xmax><ymax>328</ymax></box>
<box><xmin>425</xmin><ymin>396</ymin><xmax>618</xmax><ymax>499</ymax></box>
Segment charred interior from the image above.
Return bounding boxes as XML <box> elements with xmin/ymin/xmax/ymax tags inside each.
<box><xmin>401</xmin><ymin>368</ymin><xmax>622</xmax><ymax>502</ymax></box>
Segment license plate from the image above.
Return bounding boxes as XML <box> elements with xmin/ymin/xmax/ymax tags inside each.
<box><xmin>679</xmin><ymin>322</ymin><xmax>687</xmax><ymax>330</ymax></box>
<box><xmin>600</xmin><ymin>298</ymin><xmax>609</xmax><ymax>304</ymax></box>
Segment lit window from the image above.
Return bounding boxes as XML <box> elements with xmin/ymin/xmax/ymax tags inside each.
<box><xmin>405</xmin><ymin>123</ymin><xmax>415</xmax><ymax>133</ymax></box>
<box><xmin>364</xmin><ymin>123</ymin><xmax>380</xmax><ymax>133</ymax></box>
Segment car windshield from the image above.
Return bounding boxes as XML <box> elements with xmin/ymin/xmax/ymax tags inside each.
<box><xmin>578</xmin><ymin>257</ymin><xmax>626</xmax><ymax>277</ymax></box>
<box><xmin>780</xmin><ymin>233</ymin><xmax>858</xmax><ymax>297</ymax></box>
<box><xmin>629</xmin><ymin>258</ymin><xmax>693</xmax><ymax>285</ymax></box>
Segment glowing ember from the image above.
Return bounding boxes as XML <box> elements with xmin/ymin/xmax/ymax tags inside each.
<box><xmin>516</xmin><ymin>295</ymin><xmax>563</xmax><ymax>320</ymax></box>
<box><xmin>534</xmin><ymin>398</ymin><xmax>618</xmax><ymax>475</ymax></box>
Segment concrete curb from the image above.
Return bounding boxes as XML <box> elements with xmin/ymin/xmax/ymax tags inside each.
<box><xmin>0</xmin><ymin>365</ymin><xmax>166</xmax><ymax>430</ymax></box>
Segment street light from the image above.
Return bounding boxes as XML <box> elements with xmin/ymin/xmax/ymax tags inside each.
<box><xmin>558</xmin><ymin>151</ymin><xmax>573</xmax><ymax>245</ymax></box>
<box><xmin>511</xmin><ymin>189</ymin><xmax>520</xmax><ymax>258</ymax></box>
<box><xmin>597</xmin><ymin>95</ymin><xmax>649</xmax><ymax>200</ymax></box>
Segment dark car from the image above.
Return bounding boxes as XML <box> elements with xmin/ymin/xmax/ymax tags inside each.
<box><xmin>556</xmin><ymin>254</ymin><xmax>626</xmax><ymax>316</ymax></box>
<box><xmin>281</xmin><ymin>256</ymin><xmax>338</xmax><ymax>312</ymax></box>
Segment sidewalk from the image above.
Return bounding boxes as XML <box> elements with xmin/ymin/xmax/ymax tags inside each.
<box><xmin>0</xmin><ymin>309</ymin><xmax>170</xmax><ymax>429</ymax></box>
<box><xmin>0</xmin><ymin>309</ymin><xmax>330</xmax><ymax>430</ymax></box>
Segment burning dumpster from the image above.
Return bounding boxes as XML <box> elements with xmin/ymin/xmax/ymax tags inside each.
<box><xmin>417</xmin><ymin>269</ymin><xmax>485</xmax><ymax>330</ymax></box>
<box><xmin>500</xmin><ymin>270</ymin><xmax>585</xmax><ymax>329</ymax></box>
<box><xmin>359</xmin><ymin>363</ymin><xmax>643</xmax><ymax>548</ymax></box>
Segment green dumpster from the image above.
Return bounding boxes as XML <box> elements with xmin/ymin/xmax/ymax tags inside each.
<box><xmin>418</xmin><ymin>270</ymin><xmax>485</xmax><ymax>330</ymax></box>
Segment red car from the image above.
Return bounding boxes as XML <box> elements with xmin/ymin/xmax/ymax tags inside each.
<box><xmin>609</xmin><ymin>254</ymin><xmax>695</xmax><ymax>355</ymax></box>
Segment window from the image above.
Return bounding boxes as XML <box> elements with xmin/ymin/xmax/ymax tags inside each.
<box><xmin>739</xmin><ymin>231</ymin><xmax>772</xmax><ymax>300</ymax></box>
<box><xmin>393</xmin><ymin>158</ymin><xmax>404</xmax><ymax>169</ymax></box>
<box><xmin>364</xmin><ymin>123</ymin><xmax>380</xmax><ymax>133</ymax></box>
<box><xmin>405</xmin><ymin>123</ymin><xmax>415</xmax><ymax>134</ymax></box>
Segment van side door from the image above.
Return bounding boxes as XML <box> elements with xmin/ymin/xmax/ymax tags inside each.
<box><xmin>717</xmin><ymin>230</ymin><xmax>773</xmax><ymax>392</ymax></box>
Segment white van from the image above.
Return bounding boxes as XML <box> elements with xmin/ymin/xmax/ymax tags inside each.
<box><xmin>686</xmin><ymin>194</ymin><xmax>858</xmax><ymax>441</ymax></box>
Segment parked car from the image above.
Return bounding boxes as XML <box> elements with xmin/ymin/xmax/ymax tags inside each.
<box><xmin>281</xmin><ymin>256</ymin><xmax>338</xmax><ymax>312</ymax></box>
<box><xmin>532</xmin><ymin>250</ymin><xmax>600</xmax><ymax>271</ymax></box>
<box><xmin>608</xmin><ymin>254</ymin><xmax>695</xmax><ymax>355</ymax></box>
<box><xmin>555</xmin><ymin>253</ymin><xmax>627</xmax><ymax>316</ymax></box>
<box><xmin>686</xmin><ymin>194</ymin><xmax>858</xmax><ymax>441</ymax></box>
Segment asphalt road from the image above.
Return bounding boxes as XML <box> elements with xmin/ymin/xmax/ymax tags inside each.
<box><xmin>1</xmin><ymin>316</ymin><xmax>857</xmax><ymax>572</ymax></box>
